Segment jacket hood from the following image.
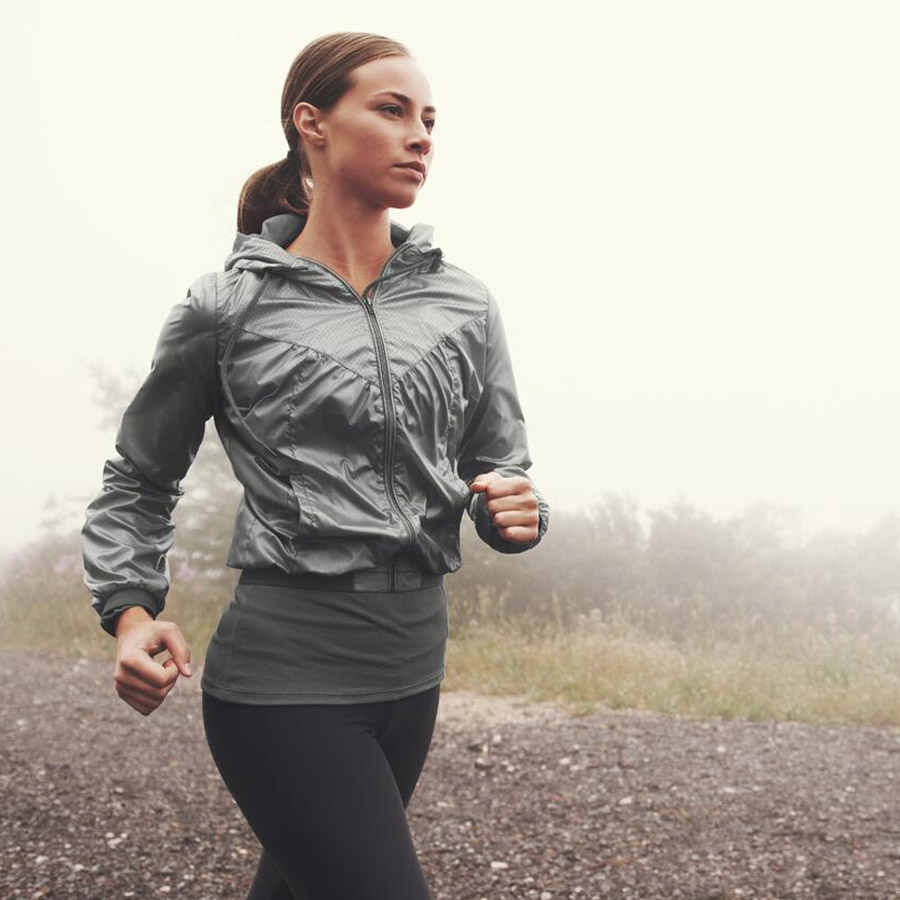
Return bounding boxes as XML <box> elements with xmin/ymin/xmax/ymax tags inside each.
<box><xmin>224</xmin><ymin>212</ymin><xmax>443</xmax><ymax>277</ymax></box>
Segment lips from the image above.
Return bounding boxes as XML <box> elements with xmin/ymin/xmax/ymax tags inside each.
<box><xmin>395</xmin><ymin>164</ymin><xmax>425</xmax><ymax>182</ymax></box>
<box><xmin>396</xmin><ymin>161</ymin><xmax>426</xmax><ymax>176</ymax></box>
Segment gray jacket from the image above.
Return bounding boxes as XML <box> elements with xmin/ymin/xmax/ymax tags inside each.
<box><xmin>82</xmin><ymin>213</ymin><xmax>550</xmax><ymax>636</ymax></box>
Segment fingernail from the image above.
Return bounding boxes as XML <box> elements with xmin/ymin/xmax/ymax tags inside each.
<box><xmin>184</xmin><ymin>662</ymin><xmax>193</xmax><ymax>676</ymax></box>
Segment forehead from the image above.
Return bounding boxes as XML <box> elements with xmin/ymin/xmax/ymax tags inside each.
<box><xmin>347</xmin><ymin>56</ymin><xmax>434</xmax><ymax>108</ymax></box>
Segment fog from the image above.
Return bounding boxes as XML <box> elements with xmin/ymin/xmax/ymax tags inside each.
<box><xmin>2</xmin><ymin>0</ymin><xmax>898</xmax><ymax>555</ymax></box>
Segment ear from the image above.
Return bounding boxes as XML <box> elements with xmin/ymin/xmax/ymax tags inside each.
<box><xmin>292</xmin><ymin>101</ymin><xmax>327</xmax><ymax>150</ymax></box>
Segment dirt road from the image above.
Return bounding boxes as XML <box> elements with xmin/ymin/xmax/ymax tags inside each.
<box><xmin>2</xmin><ymin>649</ymin><xmax>899</xmax><ymax>899</ymax></box>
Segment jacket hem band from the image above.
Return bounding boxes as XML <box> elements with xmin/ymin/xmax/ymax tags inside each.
<box><xmin>238</xmin><ymin>565</ymin><xmax>443</xmax><ymax>592</ymax></box>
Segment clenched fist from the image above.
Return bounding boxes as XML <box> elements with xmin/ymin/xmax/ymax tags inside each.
<box><xmin>113</xmin><ymin>607</ymin><xmax>193</xmax><ymax>716</ymax></box>
<box><xmin>467</xmin><ymin>472</ymin><xmax>541</xmax><ymax>544</ymax></box>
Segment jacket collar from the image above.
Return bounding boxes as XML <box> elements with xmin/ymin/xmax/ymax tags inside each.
<box><xmin>224</xmin><ymin>212</ymin><xmax>442</xmax><ymax>278</ymax></box>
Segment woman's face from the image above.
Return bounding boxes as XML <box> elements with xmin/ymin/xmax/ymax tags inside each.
<box><xmin>294</xmin><ymin>55</ymin><xmax>436</xmax><ymax>210</ymax></box>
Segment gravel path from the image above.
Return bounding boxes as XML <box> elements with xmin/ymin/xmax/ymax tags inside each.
<box><xmin>2</xmin><ymin>648</ymin><xmax>899</xmax><ymax>899</ymax></box>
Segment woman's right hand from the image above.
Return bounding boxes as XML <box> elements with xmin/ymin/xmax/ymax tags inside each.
<box><xmin>113</xmin><ymin>606</ymin><xmax>194</xmax><ymax>716</ymax></box>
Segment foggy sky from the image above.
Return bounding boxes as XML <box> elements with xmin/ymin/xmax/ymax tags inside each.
<box><xmin>1</xmin><ymin>1</ymin><xmax>898</xmax><ymax>556</ymax></box>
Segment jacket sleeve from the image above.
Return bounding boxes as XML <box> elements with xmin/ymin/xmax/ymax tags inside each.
<box><xmin>456</xmin><ymin>288</ymin><xmax>550</xmax><ymax>554</ymax></box>
<box><xmin>81</xmin><ymin>273</ymin><xmax>218</xmax><ymax>636</ymax></box>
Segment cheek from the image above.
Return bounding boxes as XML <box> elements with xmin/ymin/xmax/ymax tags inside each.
<box><xmin>354</xmin><ymin>119</ymin><xmax>392</xmax><ymax>152</ymax></box>
<box><xmin>340</xmin><ymin>140</ymin><xmax>389</xmax><ymax>182</ymax></box>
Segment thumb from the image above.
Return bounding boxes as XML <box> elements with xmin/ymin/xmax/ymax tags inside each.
<box><xmin>163</xmin><ymin>627</ymin><xmax>193</xmax><ymax>678</ymax></box>
<box><xmin>468</xmin><ymin>471</ymin><xmax>500</xmax><ymax>493</ymax></box>
<box><xmin>161</xmin><ymin>657</ymin><xmax>180</xmax><ymax>685</ymax></box>
<box><xmin>160</xmin><ymin>650</ymin><xmax>192</xmax><ymax>680</ymax></box>
<box><xmin>175</xmin><ymin>652</ymin><xmax>193</xmax><ymax>678</ymax></box>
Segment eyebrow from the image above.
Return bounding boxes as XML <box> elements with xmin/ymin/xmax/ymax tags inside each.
<box><xmin>372</xmin><ymin>91</ymin><xmax>437</xmax><ymax>114</ymax></box>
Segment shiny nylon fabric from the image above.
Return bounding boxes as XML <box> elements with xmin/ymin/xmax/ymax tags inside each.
<box><xmin>81</xmin><ymin>212</ymin><xmax>550</xmax><ymax>636</ymax></box>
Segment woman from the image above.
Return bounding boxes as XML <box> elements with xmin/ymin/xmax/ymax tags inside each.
<box><xmin>81</xmin><ymin>31</ymin><xmax>549</xmax><ymax>900</ymax></box>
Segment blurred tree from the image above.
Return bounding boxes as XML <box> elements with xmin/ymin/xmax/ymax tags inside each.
<box><xmin>855</xmin><ymin>511</ymin><xmax>900</xmax><ymax>622</ymax></box>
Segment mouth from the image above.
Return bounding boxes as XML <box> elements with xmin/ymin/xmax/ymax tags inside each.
<box><xmin>395</xmin><ymin>165</ymin><xmax>425</xmax><ymax>182</ymax></box>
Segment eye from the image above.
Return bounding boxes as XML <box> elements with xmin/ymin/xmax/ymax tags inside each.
<box><xmin>380</xmin><ymin>105</ymin><xmax>436</xmax><ymax>133</ymax></box>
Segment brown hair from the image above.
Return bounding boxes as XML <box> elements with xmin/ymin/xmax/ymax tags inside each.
<box><xmin>236</xmin><ymin>31</ymin><xmax>412</xmax><ymax>235</ymax></box>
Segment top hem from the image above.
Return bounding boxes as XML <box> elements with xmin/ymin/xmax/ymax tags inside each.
<box><xmin>199</xmin><ymin>667</ymin><xmax>444</xmax><ymax>706</ymax></box>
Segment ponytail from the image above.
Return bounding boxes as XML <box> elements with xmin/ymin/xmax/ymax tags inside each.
<box><xmin>236</xmin><ymin>146</ymin><xmax>311</xmax><ymax>236</ymax></box>
<box><xmin>235</xmin><ymin>31</ymin><xmax>411</xmax><ymax>236</ymax></box>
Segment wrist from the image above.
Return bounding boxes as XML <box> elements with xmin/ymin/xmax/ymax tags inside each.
<box><xmin>115</xmin><ymin>605</ymin><xmax>153</xmax><ymax>638</ymax></box>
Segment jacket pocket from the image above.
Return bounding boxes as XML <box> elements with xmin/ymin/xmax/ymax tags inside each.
<box><xmin>286</xmin><ymin>455</ymin><xmax>394</xmax><ymax>542</ymax></box>
<box><xmin>284</xmin><ymin>351</ymin><xmax>392</xmax><ymax>541</ymax></box>
<box><xmin>288</xmin><ymin>472</ymin><xmax>317</xmax><ymax>534</ymax></box>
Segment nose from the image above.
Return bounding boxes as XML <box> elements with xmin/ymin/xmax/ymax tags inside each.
<box><xmin>408</xmin><ymin>124</ymin><xmax>433</xmax><ymax>157</ymax></box>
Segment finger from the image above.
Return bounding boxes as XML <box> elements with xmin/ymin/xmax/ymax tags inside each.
<box><xmin>156</xmin><ymin>623</ymin><xmax>194</xmax><ymax>679</ymax></box>
<box><xmin>117</xmin><ymin>657</ymin><xmax>178</xmax><ymax>694</ymax></box>
<box><xmin>151</xmin><ymin>659</ymin><xmax>181</xmax><ymax>693</ymax></box>
<box><xmin>123</xmin><ymin>625</ymin><xmax>187</xmax><ymax>688</ymax></box>
<box><xmin>115</xmin><ymin>672</ymin><xmax>171</xmax><ymax>705</ymax></box>
<box><xmin>120</xmin><ymin>650</ymin><xmax>174</xmax><ymax>691</ymax></box>
<box><xmin>468</xmin><ymin>471</ymin><xmax>502</xmax><ymax>491</ymax></box>
<box><xmin>116</xmin><ymin>684</ymin><xmax>158</xmax><ymax>716</ymax></box>
<box><xmin>491</xmin><ymin>508</ymin><xmax>539</xmax><ymax>531</ymax></box>
<box><xmin>496</xmin><ymin>524</ymin><xmax>539</xmax><ymax>543</ymax></box>
<box><xmin>483</xmin><ymin>475</ymin><xmax>532</xmax><ymax>501</ymax></box>
<box><xmin>485</xmin><ymin>490</ymin><xmax>539</xmax><ymax>514</ymax></box>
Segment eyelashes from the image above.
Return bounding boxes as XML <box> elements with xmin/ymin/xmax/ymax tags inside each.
<box><xmin>381</xmin><ymin>105</ymin><xmax>436</xmax><ymax>132</ymax></box>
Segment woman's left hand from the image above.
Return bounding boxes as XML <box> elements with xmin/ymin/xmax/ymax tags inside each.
<box><xmin>467</xmin><ymin>472</ymin><xmax>540</xmax><ymax>544</ymax></box>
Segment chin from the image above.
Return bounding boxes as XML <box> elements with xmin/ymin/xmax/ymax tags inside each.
<box><xmin>384</xmin><ymin>190</ymin><xmax>419</xmax><ymax>210</ymax></box>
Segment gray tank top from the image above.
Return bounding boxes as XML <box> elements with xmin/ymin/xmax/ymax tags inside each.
<box><xmin>199</xmin><ymin>578</ymin><xmax>448</xmax><ymax>705</ymax></box>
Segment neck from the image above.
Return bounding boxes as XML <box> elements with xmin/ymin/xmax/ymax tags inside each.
<box><xmin>285</xmin><ymin>189</ymin><xmax>397</xmax><ymax>293</ymax></box>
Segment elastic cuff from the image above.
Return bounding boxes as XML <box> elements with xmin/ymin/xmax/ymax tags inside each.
<box><xmin>472</xmin><ymin>490</ymin><xmax>546</xmax><ymax>554</ymax></box>
<box><xmin>98</xmin><ymin>589</ymin><xmax>158</xmax><ymax>638</ymax></box>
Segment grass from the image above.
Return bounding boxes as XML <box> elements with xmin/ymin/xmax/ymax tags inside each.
<box><xmin>3</xmin><ymin>579</ymin><xmax>900</xmax><ymax>726</ymax></box>
<box><xmin>443</xmin><ymin>614</ymin><xmax>900</xmax><ymax>726</ymax></box>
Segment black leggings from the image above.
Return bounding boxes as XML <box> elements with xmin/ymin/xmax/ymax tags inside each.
<box><xmin>201</xmin><ymin>684</ymin><xmax>441</xmax><ymax>900</ymax></box>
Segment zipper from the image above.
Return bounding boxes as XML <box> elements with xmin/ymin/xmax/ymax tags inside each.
<box><xmin>293</xmin><ymin>246</ymin><xmax>419</xmax><ymax>590</ymax></box>
<box><xmin>362</xmin><ymin>278</ymin><xmax>418</xmax><ymax>590</ymax></box>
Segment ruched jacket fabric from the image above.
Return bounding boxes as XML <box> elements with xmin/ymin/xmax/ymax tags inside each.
<box><xmin>82</xmin><ymin>212</ymin><xmax>550</xmax><ymax>636</ymax></box>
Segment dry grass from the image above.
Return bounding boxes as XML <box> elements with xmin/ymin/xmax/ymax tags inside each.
<box><xmin>3</xmin><ymin>581</ymin><xmax>899</xmax><ymax>726</ymax></box>
<box><xmin>444</xmin><ymin>614</ymin><xmax>900</xmax><ymax>725</ymax></box>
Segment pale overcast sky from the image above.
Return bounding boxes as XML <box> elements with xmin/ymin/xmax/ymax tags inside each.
<box><xmin>1</xmin><ymin>1</ymin><xmax>898</xmax><ymax>557</ymax></box>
